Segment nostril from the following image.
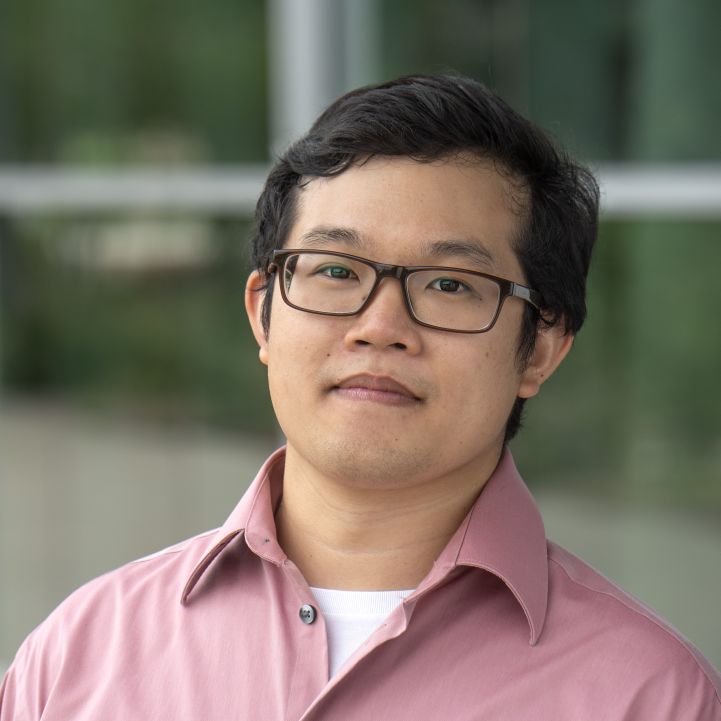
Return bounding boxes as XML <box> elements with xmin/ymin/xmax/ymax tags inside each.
<box><xmin>353</xmin><ymin>339</ymin><xmax>406</xmax><ymax>350</ymax></box>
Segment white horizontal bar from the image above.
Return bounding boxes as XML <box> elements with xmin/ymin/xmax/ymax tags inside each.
<box><xmin>596</xmin><ymin>164</ymin><xmax>721</xmax><ymax>218</ymax></box>
<box><xmin>0</xmin><ymin>166</ymin><xmax>268</xmax><ymax>215</ymax></box>
<box><xmin>0</xmin><ymin>164</ymin><xmax>720</xmax><ymax>218</ymax></box>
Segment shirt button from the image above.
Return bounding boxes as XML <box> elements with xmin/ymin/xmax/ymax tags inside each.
<box><xmin>299</xmin><ymin>604</ymin><xmax>317</xmax><ymax>624</ymax></box>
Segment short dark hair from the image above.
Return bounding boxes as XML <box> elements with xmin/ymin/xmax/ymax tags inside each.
<box><xmin>250</xmin><ymin>73</ymin><xmax>599</xmax><ymax>443</ymax></box>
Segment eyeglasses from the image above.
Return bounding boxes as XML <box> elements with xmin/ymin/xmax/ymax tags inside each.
<box><xmin>267</xmin><ymin>249</ymin><xmax>542</xmax><ymax>334</ymax></box>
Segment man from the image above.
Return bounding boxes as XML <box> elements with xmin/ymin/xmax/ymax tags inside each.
<box><xmin>1</xmin><ymin>74</ymin><xmax>719</xmax><ymax>720</ymax></box>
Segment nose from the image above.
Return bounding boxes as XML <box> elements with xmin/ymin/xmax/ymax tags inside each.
<box><xmin>342</xmin><ymin>277</ymin><xmax>423</xmax><ymax>354</ymax></box>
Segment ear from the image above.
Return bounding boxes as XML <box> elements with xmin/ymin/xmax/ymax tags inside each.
<box><xmin>244</xmin><ymin>270</ymin><xmax>270</xmax><ymax>366</ymax></box>
<box><xmin>517</xmin><ymin>323</ymin><xmax>574</xmax><ymax>399</ymax></box>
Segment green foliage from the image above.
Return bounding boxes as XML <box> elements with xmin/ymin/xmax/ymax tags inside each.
<box><xmin>1</xmin><ymin>216</ymin><xmax>276</xmax><ymax>436</ymax></box>
<box><xmin>514</xmin><ymin>220</ymin><xmax>721</xmax><ymax>511</ymax></box>
<box><xmin>0</xmin><ymin>0</ymin><xmax>268</xmax><ymax>163</ymax></box>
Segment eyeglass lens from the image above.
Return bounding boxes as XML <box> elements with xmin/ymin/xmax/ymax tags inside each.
<box><xmin>281</xmin><ymin>252</ymin><xmax>502</xmax><ymax>332</ymax></box>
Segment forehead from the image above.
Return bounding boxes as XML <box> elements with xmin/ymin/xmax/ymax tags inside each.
<box><xmin>288</xmin><ymin>156</ymin><xmax>527</xmax><ymax>273</ymax></box>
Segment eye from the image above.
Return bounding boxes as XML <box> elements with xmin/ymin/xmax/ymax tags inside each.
<box><xmin>429</xmin><ymin>277</ymin><xmax>470</xmax><ymax>294</ymax></box>
<box><xmin>316</xmin><ymin>264</ymin><xmax>357</xmax><ymax>280</ymax></box>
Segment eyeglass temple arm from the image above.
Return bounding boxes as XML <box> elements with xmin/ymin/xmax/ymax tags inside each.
<box><xmin>510</xmin><ymin>283</ymin><xmax>542</xmax><ymax>310</ymax></box>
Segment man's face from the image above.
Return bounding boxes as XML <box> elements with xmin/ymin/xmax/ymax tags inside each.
<box><xmin>247</xmin><ymin>156</ymin><xmax>567</xmax><ymax>490</ymax></box>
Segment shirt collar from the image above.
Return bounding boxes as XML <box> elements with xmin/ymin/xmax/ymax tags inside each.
<box><xmin>426</xmin><ymin>449</ymin><xmax>549</xmax><ymax>645</ymax></box>
<box><xmin>181</xmin><ymin>447</ymin><xmax>549</xmax><ymax>644</ymax></box>
<box><xmin>180</xmin><ymin>447</ymin><xmax>287</xmax><ymax>605</ymax></box>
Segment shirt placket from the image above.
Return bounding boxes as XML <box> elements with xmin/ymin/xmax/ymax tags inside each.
<box><xmin>296</xmin><ymin>568</ymin><xmax>458</xmax><ymax>721</ymax></box>
<box><xmin>280</xmin><ymin>559</ymin><xmax>333</xmax><ymax>721</ymax></box>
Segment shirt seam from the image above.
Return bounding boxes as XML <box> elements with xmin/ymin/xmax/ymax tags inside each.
<box><xmin>451</xmin><ymin>503</ymin><xmax>476</xmax><ymax>566</ymax></box>
<box><xmin>549</xmin><ymin>555</ymin><xmax>721</xmax><ymax>706</ymax></box>
<box><xmin>126</xmin><ymin>528</ymin><xmax>219</xmax><ymax>568</ymax></box>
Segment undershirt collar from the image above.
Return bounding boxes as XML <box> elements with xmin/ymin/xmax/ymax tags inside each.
<box><xmin>310</xmin><ymin>587</ymin><xmax>414</xmax><ymax>678</ymax></box>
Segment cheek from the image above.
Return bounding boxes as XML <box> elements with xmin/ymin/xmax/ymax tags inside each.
<box><xmin>265</xmin><ymin>310</ymin><xmax>332</xmax><ymax>395</ymax></box>
<box><xmin>440</xmin><ymin>344</ymin><xmax>522</xmax><ymax>424</ymax></box>
<box><xmin>265</xmin><ymin>314</ymin><xmax>302</xmax><ymax>400</ymax></box>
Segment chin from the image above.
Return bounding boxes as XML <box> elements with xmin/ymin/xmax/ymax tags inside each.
<box><xmin>301</xmin><ymin>434</ymin><xmax>440</xmax><ymax>490</ymax></box>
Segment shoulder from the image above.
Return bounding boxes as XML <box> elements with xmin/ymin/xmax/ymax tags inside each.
<box><xmin>0</xmin><ymin>528</ymin><xmax>221</xmax><ymax>720</ymax></box>
<box><xmin>45</xmin><ymin>528</ymin><xmax>218</xmax><ymax>625</ymax></box>
<box><xmin>546</xmin><ymin>541</ymin><xmax>721</xmax><ymax>717</ymax></box>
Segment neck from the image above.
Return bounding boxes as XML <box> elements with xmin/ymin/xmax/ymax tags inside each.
<box><xmin>275</xmin><ymin>444</ymin><xmax>501</xmax><ymax>590</ymax></box>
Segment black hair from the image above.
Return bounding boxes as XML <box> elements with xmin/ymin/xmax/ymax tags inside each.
<box><xmin>250</xmin><ymin>73</ymin><xmax>599</xmax><ymax>443</ymax></box>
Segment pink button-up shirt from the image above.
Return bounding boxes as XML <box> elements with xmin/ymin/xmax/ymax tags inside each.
<box><xmin>2</xmin><ymin>448</ymin><xmax>720</xmax><ymax>720</ymax></box>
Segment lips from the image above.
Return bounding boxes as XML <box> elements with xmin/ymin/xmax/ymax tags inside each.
<box><xmin>333</xmin><ymin>374</ymin><xmax>421</xmax><ymax>402</ymax></box>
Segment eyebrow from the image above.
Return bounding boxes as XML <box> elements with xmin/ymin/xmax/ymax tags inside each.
<box><xmin>296</xmin><ymin>226</ymin><xmax>496</xmax><ymax>269</ymax></box>
<box><xmin>420</xmin><ymin>239</ymin><xmax>496</xmax><ymax>270</ymax></box>
<box><xmin>297</xmin><ymin>226</ymin><xmax>364</xmax><ymax>249</ymax></box>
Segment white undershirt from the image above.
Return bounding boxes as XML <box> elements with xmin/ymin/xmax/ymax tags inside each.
<box><xmin>310</xmin><ymin>587</ymin><xmax>414</xmax><ymax>678</ymax></box>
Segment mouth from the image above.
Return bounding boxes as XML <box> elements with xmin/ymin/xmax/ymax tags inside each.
<box><xmin>331</xmin><ymin>373</ymin><xmax>422</xmax><ymax>406</ymax></box>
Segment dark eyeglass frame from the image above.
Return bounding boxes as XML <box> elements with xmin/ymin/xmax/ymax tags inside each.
<box><xmin>267</xmin><ymin>248</ymin><xmax>543</xmax><ymax>334</ymax></box>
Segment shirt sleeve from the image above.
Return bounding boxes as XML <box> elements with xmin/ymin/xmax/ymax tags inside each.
<box><xmin>623</xmin><ymin>650</ymin><xmax>721</xmax><ymax>721</ymax></box>
<box><xmin>0</xmin><ymin>653</ymin><xmax>30</xmax><ymax>721</ymax></box>
<box><xmin>0</xmin><ymin>626</ymin><xmax>57</xmax><ymax>721</ymax></box>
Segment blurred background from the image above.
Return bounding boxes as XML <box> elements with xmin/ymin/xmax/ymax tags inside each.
<box><xmin>1</xmin><ymin>0</ymin><xmax>720</xmax><ymax>672</ymax></box>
